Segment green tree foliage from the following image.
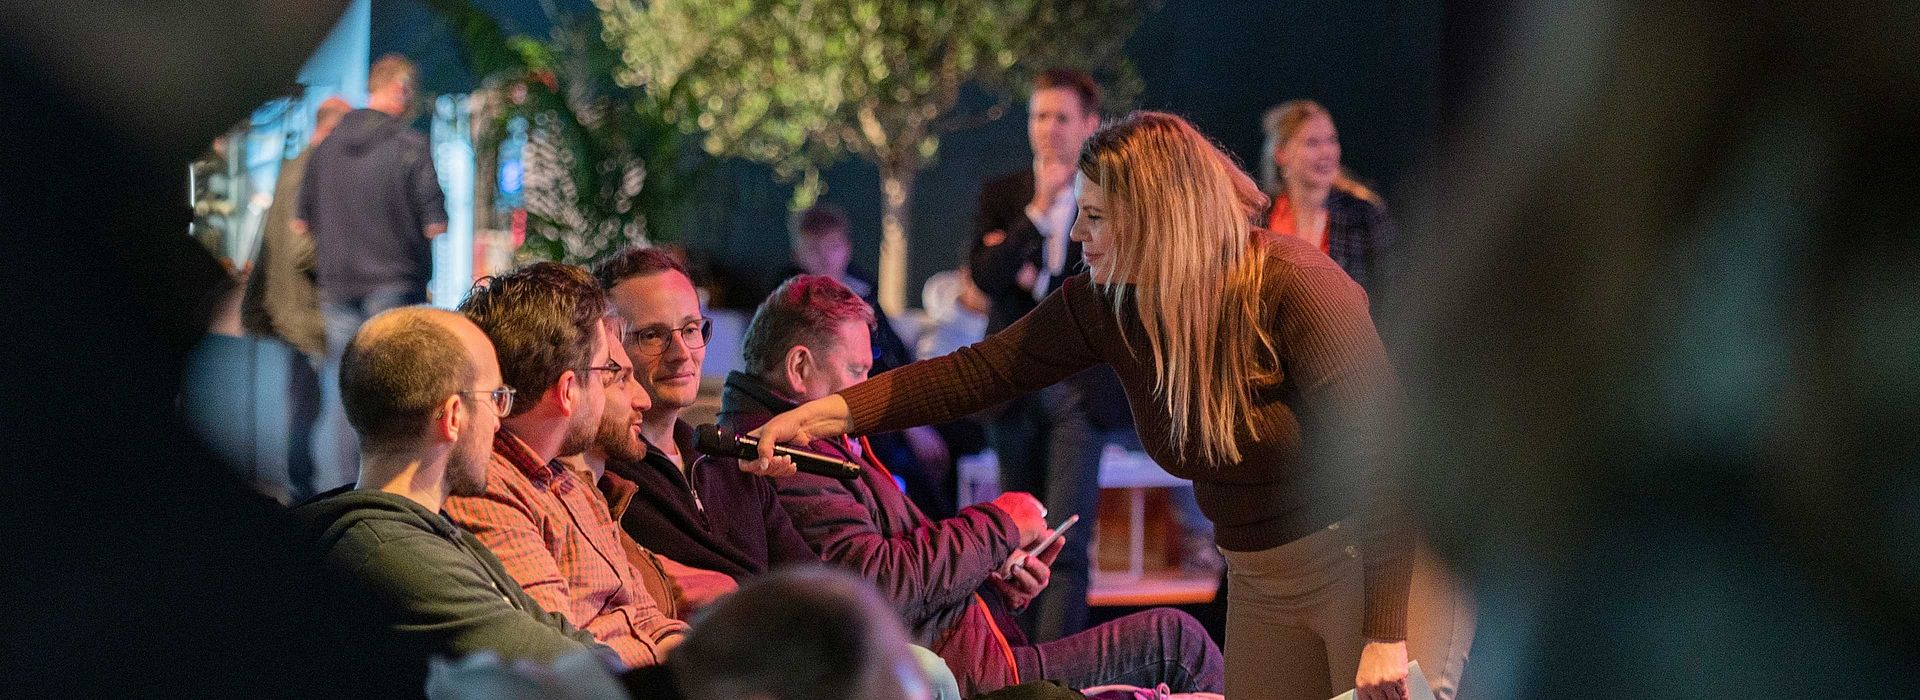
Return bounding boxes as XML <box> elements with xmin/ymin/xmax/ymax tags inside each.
<box><xmin>428</xmin><ymin>0</ymin><xmax>714</xmax><ymax>264</ymax></box>
<box><xmin>597</xmin><ymin>0</ymin><xmax>1156</xmax><ymax>311</ymax></box>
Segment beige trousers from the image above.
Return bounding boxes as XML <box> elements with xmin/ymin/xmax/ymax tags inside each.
<box><xmin>1219</xmin><ymin>523</ymin><xmax>1476</xmax><ymax>700</ymax></box>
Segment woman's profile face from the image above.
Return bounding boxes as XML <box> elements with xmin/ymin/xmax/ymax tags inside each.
<box><xmin>1278</xmin><ymin>112</ymin><xmax>1341</xmax><ymax>189</ymax></box>
<box><xmin>1070</xmin><ymin>171</ymin><xmax>1118</xmax><ymax>282</ymax></box>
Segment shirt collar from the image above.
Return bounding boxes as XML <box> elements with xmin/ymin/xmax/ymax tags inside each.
<box><xmin>599</xmin><ymin>470</ymin><xmax>639</xmax><ymax>519</ymax></box>
<box><xmin>493</xmin><ymin>429</ymin><xmax>557</xmax><ymax>482</ymax></box>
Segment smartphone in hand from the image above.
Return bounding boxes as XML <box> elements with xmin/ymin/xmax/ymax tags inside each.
<box><xmin>1002</xmin><ymin>514</ymin><xmax>1079</xmax><ymax>577</ymax></box>
<box><xmin>1026</xmin><ymin>514</ymin><xmax>1079</xmax><ymax>557</ymax></box>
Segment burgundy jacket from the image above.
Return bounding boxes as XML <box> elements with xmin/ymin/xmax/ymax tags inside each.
<box><xmin>717</xmin><ymin>371</ymin><xmax>1033</xmax><ymax>693</ymax></box>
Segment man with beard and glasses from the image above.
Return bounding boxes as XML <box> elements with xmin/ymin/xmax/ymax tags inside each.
<box><xmin>444</xmin><ymin>262</ymin><xmax>687</xmax><ymax>670</ymax></box>
<box><xmin>295</xmin><ymin>306</ymin><xmax>616</xmax><ymax>672</ymax></box>
<box><xmin>588</xmin><ymin>247</ymin><xmax>817</xmax><ymax>598</ymax></box>
<box><xmin>558</xmin><ymin>316</ymin><xmax>740</xmax><ymax>617</ymax></box>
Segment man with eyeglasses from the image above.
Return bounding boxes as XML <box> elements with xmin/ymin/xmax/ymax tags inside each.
<box><xmin>590</xmin><ymin>247</ymin><xmax>817</xmax><ymax>595</ymax></box>
<box><xmin>557</xmin><ymin>315</ymin><xmax>743</xmax><ymax>617</ymax></box>
<box><xmin>294</xmin><ymin>306</ymin><xmax>619</xmax><ymax>676</ymax></box>
<box><xmin>443</xmin><ymin>262</ymin><xmax>688</xmax><ymax>670</ymax></box>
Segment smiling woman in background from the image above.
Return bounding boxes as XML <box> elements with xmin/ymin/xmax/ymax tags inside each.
<box><xmin>1261</xmin><ymin>100</ymin><xmax>1397</xmax><ymax>299</ymax></box>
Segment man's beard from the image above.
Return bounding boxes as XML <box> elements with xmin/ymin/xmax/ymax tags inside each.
<box><xmin>595</xmin><ymin>409</ymin><xmax>646</xmax><ymax>463</ymax></box>
<box><xmin>445</xmin><ymin>432</ymin><xmax>491</xmax><ymax>498</ymax></box>
<box><xmin>558</xmin><ymin>408</ymin><xmax>598</xmax><ymax>457</ymax></box>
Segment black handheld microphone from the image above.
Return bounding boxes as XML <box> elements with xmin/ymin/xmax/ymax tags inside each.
<box><xmin>692</xmin><ymin>423</ymin><xmax>863</xmax><ymax>481</ymax></box>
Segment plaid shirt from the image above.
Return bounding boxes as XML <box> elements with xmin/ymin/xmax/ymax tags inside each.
<box><xmin>445</xmin><ymin>431</ymin><xmax>687</xmax><ymax>668</ymax></box>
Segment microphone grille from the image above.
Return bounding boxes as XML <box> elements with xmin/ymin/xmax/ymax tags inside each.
<box><xmin>692</xmin><ymin>423</ymin><xmax>734</xmax><ymax>455</ymax></box>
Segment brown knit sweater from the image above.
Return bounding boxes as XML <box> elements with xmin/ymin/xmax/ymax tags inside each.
<box><xmin>839</xmin><ymin>230</ymin><xmax>1411</xmax><ymax>639</ymax></box>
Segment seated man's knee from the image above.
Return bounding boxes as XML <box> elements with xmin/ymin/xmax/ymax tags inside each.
<box><xmin>1155</xmin><ymin>609</ymin><xmax>1210</xmax><ymax>649</ymax></box>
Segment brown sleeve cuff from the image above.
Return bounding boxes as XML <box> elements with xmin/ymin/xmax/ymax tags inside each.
<box><xmin>1360</xmin><ymin>540</ymin><xmax>1413</xmax><ymax>640</ymax></box>
<box><xmin>838</xmin><ymin>380</ymin><xmax>889</xmax><ymax>435</ymax></box>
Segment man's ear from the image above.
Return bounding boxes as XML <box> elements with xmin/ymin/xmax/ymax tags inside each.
<box><xmin>435</xmin><ymin>394</ymin><xmax>462</xmax><ymax>443</ymax></box>
<box><xmin>552</xmin><ymin>370</ymin><xmax>579</xmax><ymax>417</ymax></box>
<box><xmin>783</xmin><ymin>345</ymin><xmax>812</xmax><ymax>397</ymax></box>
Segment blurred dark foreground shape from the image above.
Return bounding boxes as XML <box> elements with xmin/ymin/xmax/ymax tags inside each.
<box><xmin>0</xmin><ymin>1</ymin><xmax>428</xmax><ymax>696</ymax></box>
<box><xmin>1398</xmin><ymin>0</ymin><xmax>1920</xmax><ymax>697</ymax></box>
<box><xmin>7</xmin><ymin>0</ymin><xmax>1920</xmax><ymax>697</ymax></box>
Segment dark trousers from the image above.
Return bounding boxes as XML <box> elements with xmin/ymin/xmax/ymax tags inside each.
<box><xmin>1012</xmin><ymin>608</ymin><xmax>1225</xmax><ymax>693</ymax></box>
<box><xmin>281</xmin><ymin>346</ymin><xmax>322</xmax><ymax>502</ymax></box>
<box><xmin>988</xmin><ymin>381</ymin><xmax>1102</xmax><ymax>642</ymax></box>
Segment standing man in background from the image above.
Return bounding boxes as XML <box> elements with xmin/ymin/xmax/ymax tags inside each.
<box><xmin>967</xmin><ymin>68</ymin><xmax>1122</xmax><ymax>641</ymax></box>
<box><xmin>242</xmin><ymin>96</ymin><xmax>350</xmax><ymax>501</ymax></box>
<box><xmin>296</xmin><ymin>54</ymin><xmax>448</xmax><ymax>491</ymax></box>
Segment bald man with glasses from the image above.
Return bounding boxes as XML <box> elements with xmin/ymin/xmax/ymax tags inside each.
<box><xmin>294</xmin><ymin>306</ymin><xmax>619</xmax><ymax>676</ymax></box>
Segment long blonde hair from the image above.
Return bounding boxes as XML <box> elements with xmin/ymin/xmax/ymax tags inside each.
<box><xmin>1079</xmin><ymin>112</ymin><xmax>1277</xmax><ymax>465</ymax></box>
<box><xmin>1260</xmin><ymin>100</ymin><xmax>1381</xmax><ymax>205</ymax></box>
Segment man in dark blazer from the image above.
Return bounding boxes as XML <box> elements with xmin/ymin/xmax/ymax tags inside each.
<box><xmin>965</xmin><ymin>68</ymin><xmax>1129</xmax><ymax>642</ymax></box>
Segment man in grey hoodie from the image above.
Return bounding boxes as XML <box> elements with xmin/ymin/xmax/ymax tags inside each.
<box><xmin>295</xmin><ymin>306</ymin><xmax>616</xmax><ymax>672</ymax></box>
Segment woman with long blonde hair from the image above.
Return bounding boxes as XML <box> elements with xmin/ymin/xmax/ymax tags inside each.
<box><xmin>747</xmin><ymin>112</ymin><xmax>1412</xmax><ymax>700</ymax></box>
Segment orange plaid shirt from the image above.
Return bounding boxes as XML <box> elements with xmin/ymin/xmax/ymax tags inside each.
<box><xmin>445</xmin><ymin>431</ymin><xmax>687</xmax><ymax>668</ymax></box>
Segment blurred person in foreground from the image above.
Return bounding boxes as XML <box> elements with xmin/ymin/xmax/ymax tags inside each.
<box><xmin>0</xmin><ymin>0</ymin><xmax>425</xmax><ymax>694</ymax></box>
<box><xmin>670</xmin><ymin>566</ymin><xmax>939</xmax><ymax>700</ymax></box>
<box><xmin>1392</xmin><ymin>1</ymin><xmax>1920</xmax><ymax>697</ymax></box>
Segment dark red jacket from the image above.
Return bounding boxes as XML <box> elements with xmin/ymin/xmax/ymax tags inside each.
<box><xmin>717</xmin><ymin>371</ymin><xmax>1033</xmax><ymax>694</ymax></box>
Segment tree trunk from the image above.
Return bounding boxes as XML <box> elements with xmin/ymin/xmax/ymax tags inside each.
<box><xmin>876</xmin><ymin>164</ymin><xmax>914</xmax><ymax>316</ymax></box>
